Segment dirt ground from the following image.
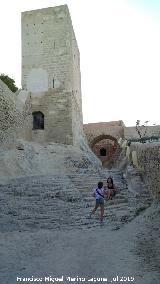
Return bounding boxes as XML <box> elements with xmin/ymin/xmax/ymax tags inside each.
<box><xmin>0</xmin><ymin>203</ymin><xmax>159</xmax><ymax>284</ymax></box>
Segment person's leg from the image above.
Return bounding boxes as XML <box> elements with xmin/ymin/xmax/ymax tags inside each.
<box><xmin>90</xmin><ymin>202</ymin><xmax>99</xmax><ymax>216</ymax></box>
<box><xmin>100</xmin><ymin>203</ymin><xmax>104</xmax><ymax>222</ymax></box>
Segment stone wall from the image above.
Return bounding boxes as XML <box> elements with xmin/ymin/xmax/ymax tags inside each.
<box><xmin>30</xmin><ymin>89</ymin><xmax>73</xmax><ymax>144</ymax></box>
<box><xmin>71</xmin><ymin>31</ymin><xmax>83</xmax><ymax>146</ymax></box>
<box><xmin>127</xmin><ymin>142</ymin><xmax>160</xmax><ymax>200</ymax></box>
<box><xmin>124</xmin><ymin>126</ymin><xmax>160</xmax><ymax>140</ymax></box>
<box><xmin>84</xmin><ymin>123</ymin><xmax>160</xmax><ymax>146</ymax></box>
<box><xmin>22</xmin><ymin>5</ymin><xmax>84</xmax><ymax>146</ymax></box>
<box><xmin>84</xmin><ymin>121</ymin><xmax>124</xmax><ymax>146</ymax></box>
<box><xmin>0</xmin><ymin>80</ymin><xmax>31</xmax><ymax>148</ymax></box>
<box><xmin>22</xmin><ymin>5</ymin><xmax>73</xmax><ymax>91</ymax></box>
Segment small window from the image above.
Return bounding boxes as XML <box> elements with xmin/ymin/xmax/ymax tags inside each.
<box><xmin>53</xmin><ymin>79</ymin><xmax>54</xmax><ymax>88</ymax></box>
<box><xmin>100</xmin><ymin>148</ymin><xmax>106</xmax><ymax>156</ymax></box>
<box><xmin>32</xmin><ymin>111</ymin><xmax>44</xmax><ymax>130</ymax></box>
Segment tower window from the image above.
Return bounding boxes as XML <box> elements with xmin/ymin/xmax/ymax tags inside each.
<box><xmin>53</xmin><ymin>79</ymin><xmax>54</xmax><ymax>88</ymax></box>
<box><xmin>32</xmin><ymin>111</ymin><xmax>44</xmax><ymax>130</ymax></box>
<box><xmin>100</xmin><ymin>148</ymin><xmax>106</xmax><ymax>156</ymax></box>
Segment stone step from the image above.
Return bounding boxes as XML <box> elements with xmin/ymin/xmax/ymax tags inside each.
<box><xmin>0</xmin><ymin>167</ymin><xmax>152</xmax><ymax>233</ymax></box>
<box><xmin>106</xmin><ymin>198</ymin><xmax>128</xmax><ymax>205</ymax></box>
<box><xmin>106</xmin><ymin>203</ymin><xmax>128</xmax><ymax>210</ymax></box>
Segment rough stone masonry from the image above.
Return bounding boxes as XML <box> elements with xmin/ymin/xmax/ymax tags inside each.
<box><xmin>21</xmin><ymin>5</ymin><xmax>84</xmax><ymax>146</ymax></box>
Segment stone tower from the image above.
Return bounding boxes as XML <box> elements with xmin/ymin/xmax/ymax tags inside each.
<box><xmin>21</xmin><ymin>5</ymin><xmax>83</xmax><ymax>146</ymax></box>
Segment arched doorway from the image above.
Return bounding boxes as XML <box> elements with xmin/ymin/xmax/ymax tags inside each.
<box><xmin>90</xmin><ymin>135</ymin><xmax>118</xmax><ymax>167</ymax></box>
<box><xmin>32</xmin><ymin>111</ymin><xmax>44</xmax><ymax>130</ymax></box>
<box><xmin>100</xmin><ymin>148</ymin><xmax>107</xmax><ymax>156</ymax></box>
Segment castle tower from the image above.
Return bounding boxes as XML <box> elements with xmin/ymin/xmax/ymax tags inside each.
<box><xmin>21</xmin><ymin>5</ymin><xmax>83</xmax><ymax>146</ymax></box>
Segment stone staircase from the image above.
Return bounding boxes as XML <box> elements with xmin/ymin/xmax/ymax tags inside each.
<box><xmin>68</xmin><ymin>169</ymin><xmax>129</xmax><ymax>227</ymax></box>
<box><xmin>0</xmin><ymin>167</ymin><xmax>152</xmax><ymax>232</ymax></box>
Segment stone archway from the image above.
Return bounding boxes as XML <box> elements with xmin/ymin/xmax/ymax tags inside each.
<box><xmin>90</xmin><ymin>134</ymin><xmax>119</xmax><ymax>167</ymax></box>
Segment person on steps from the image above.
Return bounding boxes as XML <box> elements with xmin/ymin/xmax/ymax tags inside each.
<box><xmin>106</xmin><ymin>177</ymin><xmax>116</xmax><ymax>200</ymax></box>
<box><xmin>90</xmin><ymin>181</ymin><xmax>105</xmax><ymax>224</ymax></box>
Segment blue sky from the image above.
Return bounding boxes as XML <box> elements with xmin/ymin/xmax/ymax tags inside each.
<box><xmin>129</xmin><ymin>0</ymin><xmax>160</xmax><ymax>10</ymax></box>
<box><xmin>128</xmin><ymin>0</ymin><xmax>160</xmax><ymax>18</ymax></box>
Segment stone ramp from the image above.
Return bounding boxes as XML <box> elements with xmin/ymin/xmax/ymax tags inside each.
<box><xmin>0</xmin><ymin>168</ymin><xmax>152</xmax><ymax>232</ymax></box>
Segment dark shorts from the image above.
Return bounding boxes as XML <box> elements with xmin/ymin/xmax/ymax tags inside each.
<box><xmin>96</xmin><ymin>198</ymin><xmax>104</xmax><ymax>205</ymax></box>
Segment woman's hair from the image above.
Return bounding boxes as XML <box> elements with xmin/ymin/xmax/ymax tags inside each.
<box><xmin>107</xmin><ymin>177</ymin><xmax>113</xmax><ymax>185</ymax></box>
<box><xmin>98</xmin><ymin>181</ymin><xmax>103</xmax><ymax>188</ymax></box>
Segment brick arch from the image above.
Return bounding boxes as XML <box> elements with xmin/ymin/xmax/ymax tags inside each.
<box><xmin>90</xmin><ymin>135</ymin><xmax>118</xmax><ymax>167</ymax></box>
<box><xmin>90</xmin><ymin>134</ymin><xmax>117</xmax><ymax>148</ymax></box>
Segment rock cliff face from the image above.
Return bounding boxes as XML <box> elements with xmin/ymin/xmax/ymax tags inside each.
<box><xmin>0</xmin><ymin>141</ymin><xmax>101</xmax><ymax>180</ymax></box>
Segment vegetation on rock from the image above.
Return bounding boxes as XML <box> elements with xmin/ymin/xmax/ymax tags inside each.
<box><xmin>0</xmin><ymin>73</ymin><xmax>18</xmax><ymax>93</ymax></box>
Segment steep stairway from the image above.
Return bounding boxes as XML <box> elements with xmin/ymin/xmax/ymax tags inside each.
<box><xmin>0</xmin><ymin>167</ymin><xmax>152</xmax><ymax>232</ymax></box>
